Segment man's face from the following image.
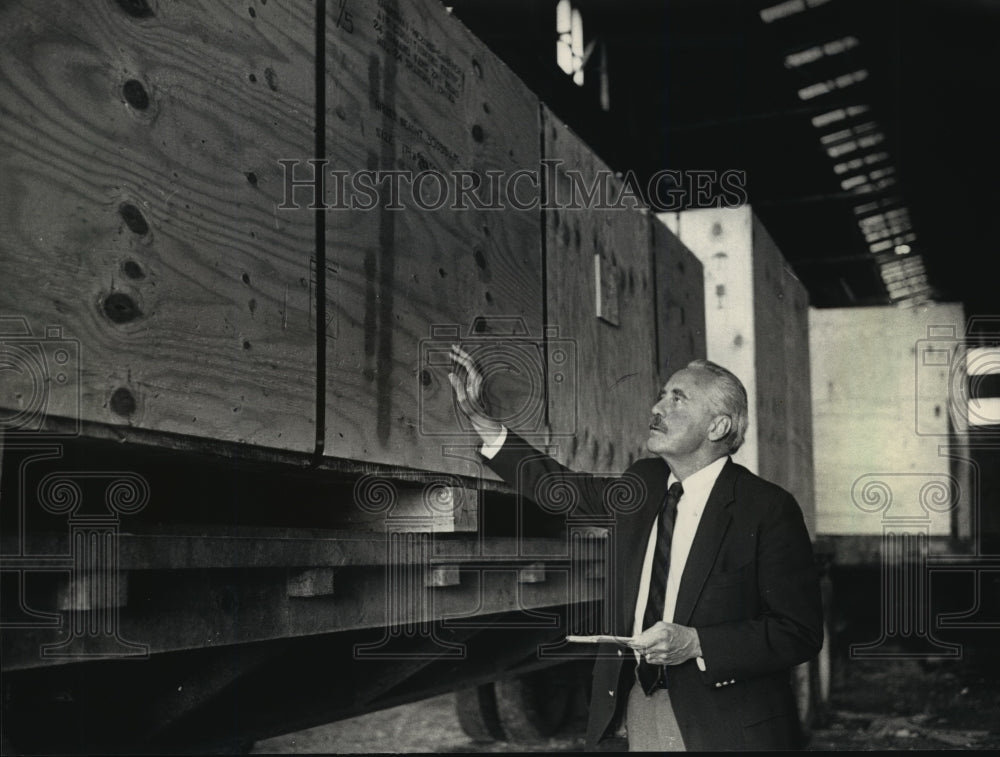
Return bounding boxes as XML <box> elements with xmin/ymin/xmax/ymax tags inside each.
<box><xmin>647</xmin><ymin>367</ymin><xmax>720</xmax><ymax>459</ymax></box>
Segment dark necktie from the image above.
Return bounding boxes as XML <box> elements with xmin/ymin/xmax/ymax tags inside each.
<box><xmin>636</xmin><ymin>480</ymin><xmax>684</xmax><ymax>695</ymax></box>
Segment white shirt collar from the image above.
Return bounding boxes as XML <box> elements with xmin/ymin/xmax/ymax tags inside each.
<box><xmin>667</xmin><ymin>455</ymin><xmax>729</xmax><ymax>508</ymax></box>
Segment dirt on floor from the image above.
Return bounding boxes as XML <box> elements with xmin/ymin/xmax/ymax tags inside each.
<box><xmin>252</xmin><ymin>653</ymin><xmax>1000</xmax><ymax>753</ymax></box>
<box><xmin>805</xmin><ymin>653</ymin><xmax>1000</xmax><ymax>751</ymax></box>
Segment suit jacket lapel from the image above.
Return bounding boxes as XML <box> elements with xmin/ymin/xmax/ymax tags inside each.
<box><xmin>673</xmin><ymin>457</ymin><xmax>738</xmax><ymax>626</ymax></box>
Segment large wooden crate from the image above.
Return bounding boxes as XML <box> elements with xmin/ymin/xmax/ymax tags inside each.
<box><xmin>0</xmin><ymin>0</ymin><xmax>714</xmax><ymax>489</ymax></box>
<box><xmin>321</xmin><ymin>0</ymin><xmax>543</xmax><ymax>478</ymax></box>
<box><xmin>651</xmin><ymin>216</ymin><xmax>707</xmax><ymax>382</ymax></box>
<box><xmin>751</xmin><ymin>219</ymin><xmax>814</xmax><ymax>529</ymax></box>
<box><xmin>809</xmin><ymin>304</ymin><xmax>968</xmax><ymax>537</ymax></box>
<box><xmin>542</xmin><ymin>107</ymin><xmax>659</xmax><ymax>473</ymax></box>
<box><xmin>0</xmin><ymin>0</ymin><xmax>544</xmax><ymax>479</ymax></box>
<box><xmin>658</xmin><ymin>207</ymin><xmax>816</xmax><ymax>533</ymax></box>
<box><xmin>0</xmin><ymin>0</ymin><xmax>317</xmax><ymax>451</ymax></box>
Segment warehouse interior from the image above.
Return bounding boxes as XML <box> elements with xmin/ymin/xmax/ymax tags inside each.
<box><xmin>1</xmin><ymin>0</ymin><xmax>999</xmax><ymax>753</ymax></box>
<box><xmin>450</xmin><ymin>0</ymin><xmax>999</xmax><ymax>315</ymax></box>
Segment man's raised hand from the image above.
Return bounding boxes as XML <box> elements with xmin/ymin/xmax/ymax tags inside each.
<box><xmin>447</xmin><ymin>344</ymin><xmax>504</xmax><ymax>445</ymax></box>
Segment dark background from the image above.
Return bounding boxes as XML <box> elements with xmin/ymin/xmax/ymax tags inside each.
<box><xmin>448</xmin><ymin>0</ymin><xmax>1000</xmax><ymax>319</ymax></box>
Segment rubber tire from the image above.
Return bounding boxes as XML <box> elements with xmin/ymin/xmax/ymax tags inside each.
<box><xmin>494</xmin><ymin>669</ymin><xmax>575</xmax><ymax>742</ymax></box>
<box><xmin>454</xmin><ymin>684</ymin><xmax>505</xmax><ymax>743</ymax></box>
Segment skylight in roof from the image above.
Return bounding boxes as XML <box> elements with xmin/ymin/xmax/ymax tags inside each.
<box><xmin>798</xmin><ymin>69</ymin><xmax>869</xmax><ymax>100</ymax></box>
<box><xmin>812</xmin><ymin>109</ymin><xmax>846</xmax><ymax>129</ymax></box>
<box><xmin>780</xmin><ymin>22</ymin><xmax>929</xmax><ymax>305</ymax></box>
<box><xmin>820</xmin><ymin>128</ymin><xmax>854</xmax><ymax>146</ymax></box>
<box><xmin>880</xmin><ymin>263</ymin><xmax>926</xmax><ymax>296</ymax></box>
<box><xmin>861</xmin><ymin>224</ymin><xmax>913</xmax><ymax>242</ymax></box>
<box><xmin>861</xmin><ymin>215</ymin><xmax>912</xmax><ymax>242</ymax></box>
<box><xmin>821</xmin><ymin>121</ymin><xmax>881</xmax><ymax>150</ymax></box>
<box><xmin>785</xmin><ymin>36</ymin><xmax>860</xmax><ymax>68</ymax></box>
<box><xmin>786</xmin><ymin>47</ymin><xmax>824</xmax><ymax>68</ymax></box>
<box><xmin>826</xmin><ymin>140</ymin><xmax>858</xmax><ymax>158</ymax></box>
<box><xmin>836</xmin><ymin>69</ymin><xmax>868</xmax><ymax>88</ymax></box>
<box><xmin>760</xmin><ymin>0</ymin><xmax>806</xmax><ymax>24</ymax></box>
<box><xmin>882</xmin><ymin>257</ymin><xmax>925</xmax><ymax>276</ymax></box>
<box><xmin>883</xmin><ymin>266</ymin><xmax>924</xmax><ymax>284</ymax></box>
<box><xmin>799</xmin><ymin>81</ymin><xmax>833</xmax><ymax>100</ymax></box>
<box><xmin>834</xmin><ymin>157</ymin><xmax>865</xmax><ymax>175</ymax></box>
<box><xmin>841</xmin><ymin>175</ymin><xmax>868</xmax><ymax>191</ymax></box>
<box><xmin>857</xmin><ymin>132</ymin><xmax>884</xmax><ymax>149</ymax></box>
<box><xmin>824</xmin><ymin>37</ymin><xmax>860</xmax><ymax>56</ymax></box>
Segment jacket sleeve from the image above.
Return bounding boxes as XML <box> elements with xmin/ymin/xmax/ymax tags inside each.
<box><xmin>485</xmin><ymin>429</ymin><xmax>649</xmax><ymax>520</ymax></box>
<box><xmin>695</xmin><ymin>492</ymin><xmax>824</xmax><ymax>683</ymax></box>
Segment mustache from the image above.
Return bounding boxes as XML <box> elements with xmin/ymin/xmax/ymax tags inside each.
<box><xmin>649</xmin><ymin>417</ymin><xmax>667</xmax><ymax>432</ymax></box>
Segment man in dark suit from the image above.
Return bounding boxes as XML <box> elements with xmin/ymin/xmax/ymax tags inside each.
<box><xmin>448</xmin><ymin>345</ymin><xmax>823</xmax><ymax>751</ymax></box>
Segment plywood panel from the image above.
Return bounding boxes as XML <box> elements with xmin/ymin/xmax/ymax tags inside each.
<box><xmin>665</xmin><ymin>207</ymin><xmax>815</xmax><ymax>531</ymax></box>
<box><xmin>784</xmin><ymin>270</ymin><xmax>815</xmax><ymax>533</ymax></box>
<box><xmin>322</xmin><ymin>0</ymin><xmax>543</xmax><ymax>477</ymax></box>
<box><xmin>542</xmin><ymin>107</ymin><xmax>659</xmax><ymax>472</ymax></box>
<box><xmin>651</xmin><ymin>216</ymin><xmax>707</xmax><ymax>383</ymax></box>
<box><xmin>664</xmin><ymin>207</ymin><xmax>759</xmax><ymax>473</ymax></box>
<box><xmin>752</xmin><ymin>217</ymin><xmax>815</xmax><ymax>532</ymax></box>
<box><xmin>810</xmin><ymin>305</ymin><xmax>966</xmax><ymax>536</ymax></box>
<box><xmin>0</xmin><ymin>0</ymin><xmax>316</xmax><ymax>450</ymax></box>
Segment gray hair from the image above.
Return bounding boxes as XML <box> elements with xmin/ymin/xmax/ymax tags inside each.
<box><xmin>686</xmin><ymin>359</ymin><xmax>748</xmax><ymax>454</ymax></box>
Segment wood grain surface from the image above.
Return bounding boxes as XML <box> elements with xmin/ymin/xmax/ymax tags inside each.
<box><xmin>322</xmin><ymin>0</ymin><xmax>543</xmax><ymax>478</ymax></box>
<box><xmin>542</xmin><ymin>106</ymin><xmax>659</xmax><ymax>473</ymax></box>
<box><xmin>0</xmin><ymin>0</ymin><xmax>316</xmax><ymax>450</ymax></box>
<box><xmin>651</xmin><ymin>215</ymin><xmax>707</xmax><ymax>382</ymax></box>
<box><xmin>752</xmin><ymin>216</ymin><xmax>815</xmax><ymax>521</ymax></box>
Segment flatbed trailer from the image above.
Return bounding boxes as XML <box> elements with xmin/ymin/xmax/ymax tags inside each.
<box><xmin>0</xmin><ymin>0</ymin><xmax>827</xmax><ymax>752</ymax></box>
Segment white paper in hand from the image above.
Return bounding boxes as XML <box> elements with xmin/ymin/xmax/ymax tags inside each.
<box><xmin>565</xmin><ymin>634</ymin><xmax>636</xmax><ymax>646</ymax></box>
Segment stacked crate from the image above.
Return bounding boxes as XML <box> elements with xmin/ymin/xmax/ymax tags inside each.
<box><xmin>0</xmin><ymin>0</ymin><xmax>707</xmax><ymax>487</ymax></box>
<box><xmin>658</xmin><ymin>207</ymin><xmax>815</xmax><ymax>533</ymax></box>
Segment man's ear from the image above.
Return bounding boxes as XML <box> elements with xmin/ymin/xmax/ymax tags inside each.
<box><xmin>707</xmin><ymin>415</ymin><xmax>732</xmax><ymax>443</ymax></box>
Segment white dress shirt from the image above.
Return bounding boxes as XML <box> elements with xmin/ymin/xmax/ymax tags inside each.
<box><xmin>632</xmin><ymin>455</ymin><xmax>727</xmax><ymax>633</ymax></box>
<box><xmin>479</xmin><ymin>425</ymin><xmax>508</xmax><ymax>458</ymax></box>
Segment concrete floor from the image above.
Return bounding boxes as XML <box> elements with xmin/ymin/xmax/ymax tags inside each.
<box><xmin>251</xmin><ymin>655</ymin><xmax>1000</xmax><ymax>753</ymax></box>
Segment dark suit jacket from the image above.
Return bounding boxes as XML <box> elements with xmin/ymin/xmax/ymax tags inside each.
<box><xmin>487</xmin><ymin>430</ymin><xmax>824</xmax><ymax>751</ymax></box>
